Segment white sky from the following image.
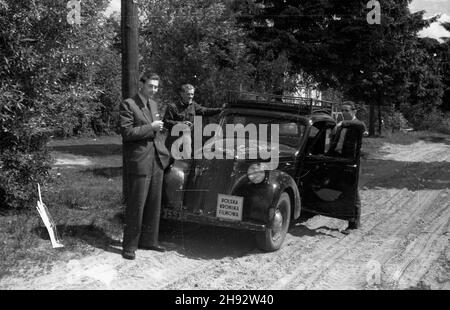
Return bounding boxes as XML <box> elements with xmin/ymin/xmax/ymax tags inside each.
<box><xmin>105</xmin><ymin>0</ymin><xmax>120</xmax><ymax>16</ymax></box>
<box><xmin>105</xmin><ymin>0</ymin><xmax>450</xmax><ymax>41</ymax></box>
<box><xmin>411</xmin><ymin>0</ymin><xmax>450</xmax><ymax>41</ymax></box>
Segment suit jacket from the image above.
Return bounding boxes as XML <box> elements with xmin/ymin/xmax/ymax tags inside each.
<box><xmin>120</xmin><ymin>94</ymin><xmax>171</xmax><ymax>176</ymax></box>
<box><xmin>329</xmin><ymin>119</ymin><xmax>365</xmax><ymax>160</ymax></box>
<box><xmin>163</xmin><ymin>100</ymin><xmax>222</xmax><ymax>131</ymax></box>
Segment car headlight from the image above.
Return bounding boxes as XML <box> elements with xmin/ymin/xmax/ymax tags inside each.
<box><xmin>247</xmin><ymin>163</ymin><xmax>266</xmax><ymax>184</ymax></box>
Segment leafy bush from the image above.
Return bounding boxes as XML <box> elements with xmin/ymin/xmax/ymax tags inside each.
<box><xmin>436</xmin><ymin>116</ymin><xmax>450</xmax><ymax>135</ymax></box>
<box><xmin>0</xmin><ymin>85</ymin><xmax>53</xmax><ymax>210</ymax></box>
<box><xmin>0</xmin><ymin>1</ymin><xmax>119</xmax><ymax>210</ymax></box>
<box><xmin>383</xmin><ymin>109</ymin><xmax>409</xmax><ymax>131</ymax></box>
<box><xmin>92</xmin><ymin>50</ymin><xmax>122</xmax><ymax>135</ymax></box>
<box><xmin>0</xmin><ymin>150</ymin><xmax>52</xmax><ymax>210</ymax></box>
<box><xmin>44</xmin><ymin>84</ymin><xmax>104</xmax><ymax>137</ymax></box>
<box><xmin>139</xmin><ymin>1</ymin><xmax>258</xmax><ymax>106</ymax></box>
<box><xmin>422</xmin><ymin>110</ymin><xmax>450</xmax><ymax>135</ymax></box>
<box><xmin>401</xmin><ymin>104</ymin><xmax>450</xmax><ymax>134</ymax></box>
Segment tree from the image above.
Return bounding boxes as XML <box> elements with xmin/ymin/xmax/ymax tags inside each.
<box><xmin>400</xmin><ymin>37</ymin><xmax>444</xmax><ymax>126</ymax></box>
<box><xmin>0</xmin><ymin>0</ymin><xmax>119</xmax><ymax>209</ymax></box>
<box><xmin>139</xmin><ymin>0</ymin><xmax>255</xmax><ymax>106</ymax></box>
<box><xmin>440</xmin><ymin>22</ymin><xmax>450</xmax><ymax>112</ymax></box>
<box><xmin>235</xmin><ymin>0</ymin><xmax>437</xmax><ymax>135</ymax></box>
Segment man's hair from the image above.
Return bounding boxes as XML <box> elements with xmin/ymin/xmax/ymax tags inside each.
<box><xmin>181</xmin><ymin>84</ymin><xmax>195</xmax><ymax>93</ymax></box>
<box><xmin>140</xmin><ymin>72</ymin><xmax>160</xmax><ymax>84</ymax></box>
<box><xmin>342</xmin><ymin>101</ymin><xmax>356</xmax><ymax>110</ymax></box>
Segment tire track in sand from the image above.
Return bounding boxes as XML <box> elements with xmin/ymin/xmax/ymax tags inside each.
<box><xmin>287</xmin><ymin>190</ymin><xmax>436</xmax><ymax>289</ymax></box>
<box><xmin>308</xmin><ymin>189</ymin><xmax>448</xmax><ymax>289</ymax></box>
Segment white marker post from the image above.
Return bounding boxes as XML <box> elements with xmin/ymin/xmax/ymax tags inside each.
<box><xmin>36</xmin><ymin>184</ymin><xmax>64</xmax><ymax>248</ymax></box>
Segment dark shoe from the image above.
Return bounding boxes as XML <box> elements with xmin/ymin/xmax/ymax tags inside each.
<box><xmin>348</xmin><ymin>221</ymin><xmax>359</xmax><ymax>230</ymax></box>
<box><xmin>341</xmin><ymin>229</ymin><xmax>351</xmax><ymax>235</ymax></box>
<box><xmin>122</xmin><ymin>250</ymin><xmax>136</xmax><ymax>260</ymax></box>
<box><xmin>139</xmin><ymin>244</ymin><xmax>166</xmax><ymax>252</ymax></box>
<box><xmin>342</xmin><ymin>221</ymin><xmax>359</xmax><ymax>235</ymax></box>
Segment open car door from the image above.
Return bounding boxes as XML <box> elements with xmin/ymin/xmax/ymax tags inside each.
<box><xmin>300</xmin><ymin>120</ymin><xmax>365</xmax><ymax>221</ymax></box>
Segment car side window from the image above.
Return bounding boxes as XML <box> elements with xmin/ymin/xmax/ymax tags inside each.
<box><xmin>306</xmin><ymin>124</ymin><xmax>334</xmax><ymax>156</ymax></box>
<box><xmin>324</xmin><ymin>128</ymin><xmax>332</xmax><ymax>153</ymax></box>
<box><xmin>309</xmin><ymin>126</ymin><xmax>319</xmax><ymax>138</ymax></box>
<box><xmin>279</xmin><ymin>122</ymin><xmax>304</xmax><ymax>148</ymax></box>
<box><xmin>307</xmin><ymin>125</ymin><xmax>327</xmax><ymax>155</ymax></box>
<box><xmin>328</xmin><ymin>125</ymin><xmax>360</xmax><ymax>160</ymax></box>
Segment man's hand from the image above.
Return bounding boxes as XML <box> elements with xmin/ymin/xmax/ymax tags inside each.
<box><xmin>151</xmin><ymin>120</ymin><xmax>164</xmax><ymax>132</ymax></box>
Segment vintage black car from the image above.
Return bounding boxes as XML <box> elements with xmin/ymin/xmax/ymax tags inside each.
<box><xmin>162</xmin><ymin>93</ymin><xmax>364</xmax><ymax>251</ymax></box>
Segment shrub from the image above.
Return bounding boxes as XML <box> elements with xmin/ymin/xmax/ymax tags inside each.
<box><xmin>432</xmin><ymin>113</ymin><xmax>450</xmax><ymax>135</ymax></box>
<box><xmin>0</xmin><ymin>85</ymin><xmax>53</xmax><ymax>210</ymax></box>
<box><xmin>416</xmin><ymin>108</ymin><xmax>448</xmax><ymax>134</ymax></box>
<box><xmin>383</xmin><ymin>109</ymin><xmax>409</xmax><ymax>131</ymax></box>
<box><xmin>0</xmin><ymin>0</ymin><xmax>119</xmax><ymax>210</ymax></box>
<box><xmin>44</xmin><ymin>84</ymin><xmax>104</xmax><ymax>137</ymax></box>
<box><xmin>402</xmin><ymin>104</ymin><xmax>450</xmax><ymax>135</ymax></box>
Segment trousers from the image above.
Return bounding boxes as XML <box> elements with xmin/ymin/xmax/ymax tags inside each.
<box><xmin>122</xmin><ymin>158</ymin><xmax>164</xmax><ymax>251</ymax></box>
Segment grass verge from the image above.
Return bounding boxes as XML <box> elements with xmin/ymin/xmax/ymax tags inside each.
<box><xmin>0</xmin><ymin>136</ymin><xmax>124</xmax><ymax>280</ymax></box>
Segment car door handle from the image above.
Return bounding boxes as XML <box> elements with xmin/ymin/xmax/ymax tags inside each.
<box><xmin>344</xmin><ymin>164</ymin><xmax>357</xmax><ymax>172</ymax></box>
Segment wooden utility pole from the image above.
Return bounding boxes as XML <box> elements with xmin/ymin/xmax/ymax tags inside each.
<box><xmin>121</xmin><ymin>0</ymin><xmax>139</xmax><ymax>98</ymax></box>
<box><xmin>121</xmin><ymin>0</ymin><xmax>139</xmax><ymax>203</ymax></box>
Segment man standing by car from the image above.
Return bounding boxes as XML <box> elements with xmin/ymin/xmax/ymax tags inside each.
<box><xmin>337</xmin><ymin>101</ymin><xmax>367</xmax><ymax>234</ymax></box>
<box><xmin>120</xmin><ymin>72</ymin><xmax>171</xmax><ymax>260</ymax></box>
<box><xmin>340</xmin><ymin>101</ymin><xmax>368</xmax><ymax>136</ymax></box>
<box><xmin>163</xmin><ymin>84</ymin><xmax>222</xmax><ymax>158</ymax></box>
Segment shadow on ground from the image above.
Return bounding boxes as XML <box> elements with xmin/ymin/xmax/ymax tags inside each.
<box><xmin>81</xmin><ymin>167</ymin><xmax>123</xmax><ymax>178</ymax></box>
<box><xmin>419</xmin><ymin>136</ymin><xmax>450</xmax><ymax>145</ymax></box>
<box><xmin>364</xmin><ymin>133</ymin><xmax>450</xmax><ymax>146</ymax></box>
<box><xmin>50</xmin><ymin>144</ymin><xmax>122</xmax><ymax>157</ymax></box>
<box><xmin>156</xmin><ymin>217</ymin><xmax>341</xmax><ymax>259</ymax></box>
<box><xmin>288</xmin><ymin>224</ymin><xmax>341</xmax><ymax>239</ymax></box>
<box><xmin>157</xmin><ymin>220</ymin><xmax>258</xmax><ymax>259</ymax></box>
<box><xmin>360</xmin><ymin>159</ymin><xmax>450</xmax><ymax>190</ymax></box>
<box><xmin>34</xmin><ymin>225</ymin><xmax>122</xmax><ymax>255</ymax></box>
<box><xmin>32</xmin><ymin>219</ymin><xmax>256</xmax><ymax>260</ymax></box>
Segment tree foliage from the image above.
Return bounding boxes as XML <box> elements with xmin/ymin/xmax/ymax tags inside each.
<box><xmin>0</xmin><ymin>0</ymin><xmax>120</xmax><ymax>209</ymax></box>
<box><xmin>439</xmin><ymin>22</ymin><xmax>450</xmax><ymax>111</ymax></box>
<box><xmin>138</xmin><ymin>0</ymin><xmax>250</xmax><ymax>106</ymax></box>
<box><xmin>138</xmin><ymin>0</ymin><xmax>299</xmax><ymax>106</ymax></box>
<box><xmin>235</xmin><ymin>0</ymin><xmax>443</xmax><ymax>135</ymax></box>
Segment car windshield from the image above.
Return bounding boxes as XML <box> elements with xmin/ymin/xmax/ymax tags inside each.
<box><xmin>216</xmin><ymin>113</ymin><xmax>306</xmax><ymax>149</ymax></box>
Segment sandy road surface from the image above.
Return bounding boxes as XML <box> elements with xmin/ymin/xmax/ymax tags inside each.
<box><xmin>1</xmin><ymin>140</ymin><xmax>449</xmax><ymax>290</ymax></box>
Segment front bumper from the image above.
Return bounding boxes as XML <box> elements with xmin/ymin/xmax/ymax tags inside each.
<box><xmin>162</xmin><ymin>208</ymin><xmax>266</xmax><ymax>232</ymax></box>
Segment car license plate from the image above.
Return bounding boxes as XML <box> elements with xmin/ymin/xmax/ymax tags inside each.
<box><xmin>216</xmin><ymin>194</ymin><xmax>243</xmax><ymax>221</ymax></box>
<box><xmin>162</xmin><ymin>208</ymin><xmax>183</xmax><ymax>220</ymax></box>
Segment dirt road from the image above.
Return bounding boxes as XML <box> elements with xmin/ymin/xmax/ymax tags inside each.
<box><xmin>1</xmin><ymin>139</ymin><xmax>449</xmax><ymax>289</ymax></box>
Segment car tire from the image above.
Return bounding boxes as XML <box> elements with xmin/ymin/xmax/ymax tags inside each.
<box><xmin>256</xmin><ymin>192</ymin><xmax>291</xmax><ymax>252</ymax></box>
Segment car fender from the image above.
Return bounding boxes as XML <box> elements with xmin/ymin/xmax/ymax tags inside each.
<box><xmin>231</xmin><ymin>170</ymin><xmax>301</xmax><ymax>223</ymax></box>
<box><xmin>163</xmin><ymin>160</ymin><xmax>192</xmax><ymax>209</ymax></box>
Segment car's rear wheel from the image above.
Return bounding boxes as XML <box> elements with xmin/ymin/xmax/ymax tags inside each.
<box><xmin>255</xmin><ymin>192</ymin><xmax>291</xmax><ymax>252</ymax></box>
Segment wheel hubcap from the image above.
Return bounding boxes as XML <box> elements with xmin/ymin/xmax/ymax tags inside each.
<box><xmin>271</xmin><ymin>209</ymin><xmax>283</xmax><ymax>240</ymax></box>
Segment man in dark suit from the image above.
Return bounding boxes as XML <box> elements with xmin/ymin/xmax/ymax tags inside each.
<box><xmin>338</xmin><ymin>101</ymin><xmax>367</xmax><ymax>234</ymax></box>
<box><xmin>120</xmin><ymin>72</ymin><xmax>171</xmax><ymax>260</ymax></box>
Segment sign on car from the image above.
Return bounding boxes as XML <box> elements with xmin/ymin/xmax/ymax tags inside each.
<box><xmin>216</xmin><ymin>194</ymin><xmax>244</xmax><ymax>221</ymax></box>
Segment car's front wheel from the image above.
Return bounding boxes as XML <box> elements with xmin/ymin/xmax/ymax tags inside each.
<box><xmin>255</xmin><ymin>192</ymin><xmax>291</xmax><ymax>252</ymax></box>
